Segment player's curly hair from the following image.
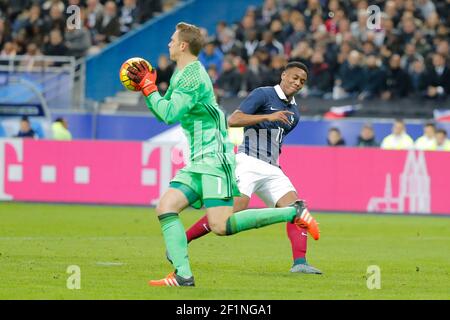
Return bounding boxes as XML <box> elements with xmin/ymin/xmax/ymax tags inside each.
<box><xmin>176</xmin><ymin>22</ymin><xmax>204</xmax><ymax>56</ymax></box>
<box><xmin>285</xmin><ymin>61</ymin><xmax>309</xmax><ymax>78</ymax></box>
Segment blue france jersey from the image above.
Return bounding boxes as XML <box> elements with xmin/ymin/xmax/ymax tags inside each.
<box><xmin>237</xmin><ymin>85</ymin><xmax>300</xmax><ymax>165</ymax></box>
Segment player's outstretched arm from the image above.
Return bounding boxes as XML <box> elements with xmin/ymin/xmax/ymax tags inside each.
<box><xmin>127</xmin><ymin>61</ymin><xmax>195</xmax><ymax>124</ymax></box>
<box><xmin>228</xmin><ymin>110</ymin><xmax>294</xmax><ymax>127</ymax></box>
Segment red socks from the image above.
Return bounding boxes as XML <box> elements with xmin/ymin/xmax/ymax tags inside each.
<box><xmin>186</xmin><ymin>215</ymin><xmax>210</xmax><ymax>243</ymax></box>
<box><xmin>286</xmin><ymin>222</ymin><xmax>308</xmax><ymax>260</ymax></box>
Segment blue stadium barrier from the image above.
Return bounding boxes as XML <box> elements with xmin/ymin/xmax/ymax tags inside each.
<box><xmin>4</xmin><ymin>112</ymin><xmax>445</xmax><ymax>145</ymax></box>
<box><xmin>48</xmin><ymin>112</ymin><xmax>176</xmax><ymax>140</ymax></box>
<box><xmin>0</xmin><ymin>72</ymin><xmax>72</xmax><ymax>109</ymax></box>
<box><xmin>86</xmin><ymin>0</ymin><xmax>262</xmax><ymax>101</ymax></box>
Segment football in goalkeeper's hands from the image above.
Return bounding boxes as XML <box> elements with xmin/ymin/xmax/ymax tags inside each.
<box><xmin>119</xmin><ymin>57</ymin><xmax>152</xmax><ymax>91</ymax></box>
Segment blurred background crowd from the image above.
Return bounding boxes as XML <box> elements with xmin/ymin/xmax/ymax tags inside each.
<box><xmin>0</xmin><ymin>0</ymin><xmax>172</xmax><ymax>59</ymax></box>
<box><xmin>1</xmin><ymin>0</ymin><xmax>448</xmax><ymax>101</ymax></box>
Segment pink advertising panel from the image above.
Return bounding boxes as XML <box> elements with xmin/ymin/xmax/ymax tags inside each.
<box><xmin>1</xmin><ymin>140</ymin><xmax>449</xmax><ymax>215</ymax></box>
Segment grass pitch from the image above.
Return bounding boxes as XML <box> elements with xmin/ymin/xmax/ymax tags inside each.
<box><xmin>0</xmin><ymin>202</ymin><xmax>449</xmax><ymax>300</ymax></box>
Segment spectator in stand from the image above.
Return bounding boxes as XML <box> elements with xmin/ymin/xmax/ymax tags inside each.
<box><xmin>258</xmin><ymin>0</ymin><xmax>278</xmax><ymax>26</ymax></box>
<box><xmin>15</xmin><ymin>116</ymin><xmax>36</xmax><ymax>139</ymax></box>
<box><xmin>198</xmin><ymin>40</ymin><xmax>224</xmax><ymax>74</ymax></box>
<box><xmin>137</xmin><ymin>0</ymin><xmax>162</xmax><ymax>23</ymax></box>
<box><xmin>241</xmin><ymin>55</ymin><xmax>269</xmax><ymax>94</ymax></box>
<box><xmin>266</xmin><ymin>54</ymin><xmax>286</xmax><ymax>86</ymax></box>
<box><xmin>242</xmin><ymin>29</ymin><xmax>259</xmax><ymax>61</ymax></box>
<box><xmin>381</xmin><ymin>54</ymin><xmax>410</xmax><ymax>100</ymax></box>
<box><xmin>254</xmin><ymin>47</ymin><xmax>271</xmax><ymax>67</ymax></box>
<box><xmin>398</xmin><ymin>15</ymin><xmax>417</xmax><ymax>47</ymax></box>
<box><xmin>400</xmin><ymin>42</ymin><xmax>424</xmax><ymax>73</ymax></box>
<box><xmin>52</xmin><ymin>117</ymin><xmax>72</xmax><ymax>140</ymax></box>
<box><xmin>302</xmin><ymin>0</ymin><xmax>324</xmax><ymax>28</ymax></box>
<box><xmin>415</xmin><ymin>122</ymin><xmax>437</xmax><ymax>150</ymax></box>
<box><xmin>308</xmin><ymin>12</ymin><xmax>327</xmax><ymax>38</ymax></box>
<box><xmin>219</xmin><ymin>28</ymin><xmax>244</xmax><ymax>57</ymax></box>
<box><xmin>333</xmin><ymin>50</ymin><xmax>363</xmax><ymax>99</ymax></box>
<box><xmin>307</xmin><ymin>51</ymin><xmax>332</xmax><ymax>98</ymax></box>
<box><xmin>286</xmin><ymin>17</ymin><xmax>307</xmax><ymax>51</ymax></box>
<box><xmin>0</xmin><ymin>18</ymin><xmax>12</xmax><ymax>50</ymax></box>
<box><xmin>86</xmin><ymin>0</ymin><xmax>103</xmax><ymax>36</ymax></box>
<box><xmin>327</xmin><ymin>127</ymin><xmax>346</xmax><ymax>146</ymax></box>
<box><xmin>290</xmin><ymin>40</ymin><xmax>313</xmax><ymax>69</ymax></box>
<box><xmin>417</xmin><ymin>0</ymin><xmax>437</xmax><ymax>20</ymax></box>
<box><xmin>216</xmin><ymin>57</ymin><xmax>242</xmax><ymax>98</ymax></box>
<box><xmin>42</xmin><ymin>0</ymin><xmax>65</xmax><ymax>15</ymax></box>
<box><xmin>359</xmin><ymin>55</ymin><xmax>386</xmax><ymax>100</ymax></box>
<box><xmin>409</xmin><ymin>59</ymin><xmax>428</xmax><ymax>98</ymax></box>
<box><xmin>235</xmin><ymin>15</ymin><xmax>257</xmax><ymax>44</ymax></box>
<box><xmin>356</xmin><ymin>123</ymin><xmax>379</xmax><ymax>147</ymax></box>
<box><xmin>7</xmin><ymin>0</ymin><xmax>31</xmax><ymax>22</ymax></box>
<box><xmin>43</xmin><ymin>28</ymin><xmax>68</xmax><ymax>56</ymax></box>
<box><xmin>381</xmin><ymin>119</ymin><xmax>414</xmax><ymax>150</ymax></box>
<box><xmin>207</xmin><ymin>65</ymin><xmax>219</xmax><ymax>86</ymax></box>
<box><xmin>155</xmin><ymin>54</ymin><xmax>174</xmax><ymax>95</ymax></box>
<box><xmin>23</xmin><ymin>4</ymin><xmax>45</xmax><ymax>46</ymax></box>
<box><xmin>119</xmin><ymin>0</ymin><xmax>138</xmax><ymax>35</ymax></box>
<box><xmin>435</xmin><ymin>39</ymin><xmax>449</xmax><ymax>62</ymax></box>
<box><xmin>42</xmin><ymin>3</ymin><xmax>66</xmax><ymax>35</ymax></box>
<box><xmin>0</xmin><ymin>41</ymin><xmax>17</xmax><ymax>58</ymax></box>
<box><xmin>93</xmin><ymin>0</ymin><xmax>121</xmax><ymax>47</ymax></box>
<box><xmin>350</xmin><ymin>9</ymin><xmax>369</xmax><ymax>43</ymax></box>
<box><xmin>20</xmin><ymin>42</ymin><xmax>44</xmax><ymax>71</ymax></box>
<box><xmin>258</xmin><ymin>30</ymin><xmax>284</xmax><ymax>57</ymax></box>
<box><xmin>425</xmin><ymin>53</ymin><xmax>450</xmax><ymax>99</ymax></box>
<box><xmin>423</xmin><ymin>11</ymin><xmax>440</xmax><ymax>40</ymax></box>
<box><xmin>361</xmin><ymin>40</ymin><xmax>377</xmax><ymax>57</ymax></box>
<box><xmin>214</xmin><ymin>21</ymin><xmax>228</xmax><ymax>43</ymax></box>
<box><xmin>435</xmin><ymin>129</ymin><xmax>450</xmax><ymax>151</ymax></box>
<box><xmin>269</xmin><ymin>18</ymin><xmax>288</xmax><ymax>44</ymax></box>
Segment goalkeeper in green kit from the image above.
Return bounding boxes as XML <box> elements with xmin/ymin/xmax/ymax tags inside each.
<box><xmin>127</xmin><ymin>22</ymin><xmax>320</xmax><ymax>287</ymax></box>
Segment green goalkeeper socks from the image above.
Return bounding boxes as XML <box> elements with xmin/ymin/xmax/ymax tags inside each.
<box><xmin>158</xmin><ymin>213</ymin><xmax>193</xmax><ymax>279</ymax></box>
<box><xmin>226</xmin><ymin>207</ymin><xmax>296</xmax><ymax>235</ymax></box>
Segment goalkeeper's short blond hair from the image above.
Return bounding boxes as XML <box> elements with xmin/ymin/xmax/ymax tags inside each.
<box><xmin>176</xmin><ymin>22</ymin><xmax>204</xmax><ymax>56</ymax></box>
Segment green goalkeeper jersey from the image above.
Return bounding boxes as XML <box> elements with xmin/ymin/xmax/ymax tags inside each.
<box><xmin>145</xmin><ymin>60</ymin><xmax>235</xmax><ymax>175</ymax></box>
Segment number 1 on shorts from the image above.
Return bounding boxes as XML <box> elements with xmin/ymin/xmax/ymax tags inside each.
<box><xmin>217</xmin><ymin>177</ymin><xmax>222</xmax><ymax>195</ymax></box>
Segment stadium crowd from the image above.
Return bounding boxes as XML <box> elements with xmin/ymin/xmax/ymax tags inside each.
<box><xmin>0</xmin><ymin>0</ymin><xmax>175</xmax><ymax>59</ymax></box>
<box><xmin>1</xmin><ymin>0</ymin><xmax>449</xmax><ymax>104</ymax></box>
<box><xmin>327</xmin><ymin>120</ymin><xmax>450</xmax><ymax>151</ymax></box>
<box><xmin>191</xmin><ymin>0</ymin><xmax>450</xmax><ymax>102</ymax></box>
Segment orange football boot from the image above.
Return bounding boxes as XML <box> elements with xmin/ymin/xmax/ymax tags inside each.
<box><xmin>149</xmin><ymin>271</ymin><xmax>195</xmax><ymax>287</ymax></box>
<box><xmin>291</xmin><ymin>200</ymin><xmax>320</xmax><ymax>240</ymax></box>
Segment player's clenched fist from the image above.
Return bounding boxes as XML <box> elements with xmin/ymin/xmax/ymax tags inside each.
<box><xmin>127</xmin><ymin>60</ymin><xmax>158</xmax><ymax>97</ymax></box>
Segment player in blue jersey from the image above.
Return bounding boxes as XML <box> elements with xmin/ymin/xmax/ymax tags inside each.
<box><xmin>183</xmin><ymin>61</ymin><xmax>322</xmax><ymax>274</ymax></box>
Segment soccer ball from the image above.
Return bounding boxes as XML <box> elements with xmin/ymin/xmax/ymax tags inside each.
<box><xmin>119</xmin><ymin>57</ymin><xmax>152</xmax><ymax>91</ymax></box>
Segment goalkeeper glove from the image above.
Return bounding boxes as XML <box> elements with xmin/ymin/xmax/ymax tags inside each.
<box><xmin>127</xmin><ymin>60</ymin><xmax>158</xmax><ymax>97</ymax></box>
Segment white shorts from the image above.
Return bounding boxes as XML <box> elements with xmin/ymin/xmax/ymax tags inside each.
<box><xmin>235</xmin><ymin>153</ymin><xmax>297</xmax><ymax>207</ymax></box>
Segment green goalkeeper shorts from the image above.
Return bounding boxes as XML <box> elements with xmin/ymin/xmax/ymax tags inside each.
<box><xmin>170</xmin><ymin>168</ymin><xmax>240</xmax><ymax>209</ymax></box>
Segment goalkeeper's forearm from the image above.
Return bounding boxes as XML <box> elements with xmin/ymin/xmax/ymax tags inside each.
<box><xmin>144</xmin><ymin>92</ymin><xmax>191</xmax><ymax>124</ymax></box>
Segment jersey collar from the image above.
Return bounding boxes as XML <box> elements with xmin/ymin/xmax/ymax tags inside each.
<box><xmin>274</xmin><ymin>85</ymin><xmax>296</xmax><ymax>105</ymax></box>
